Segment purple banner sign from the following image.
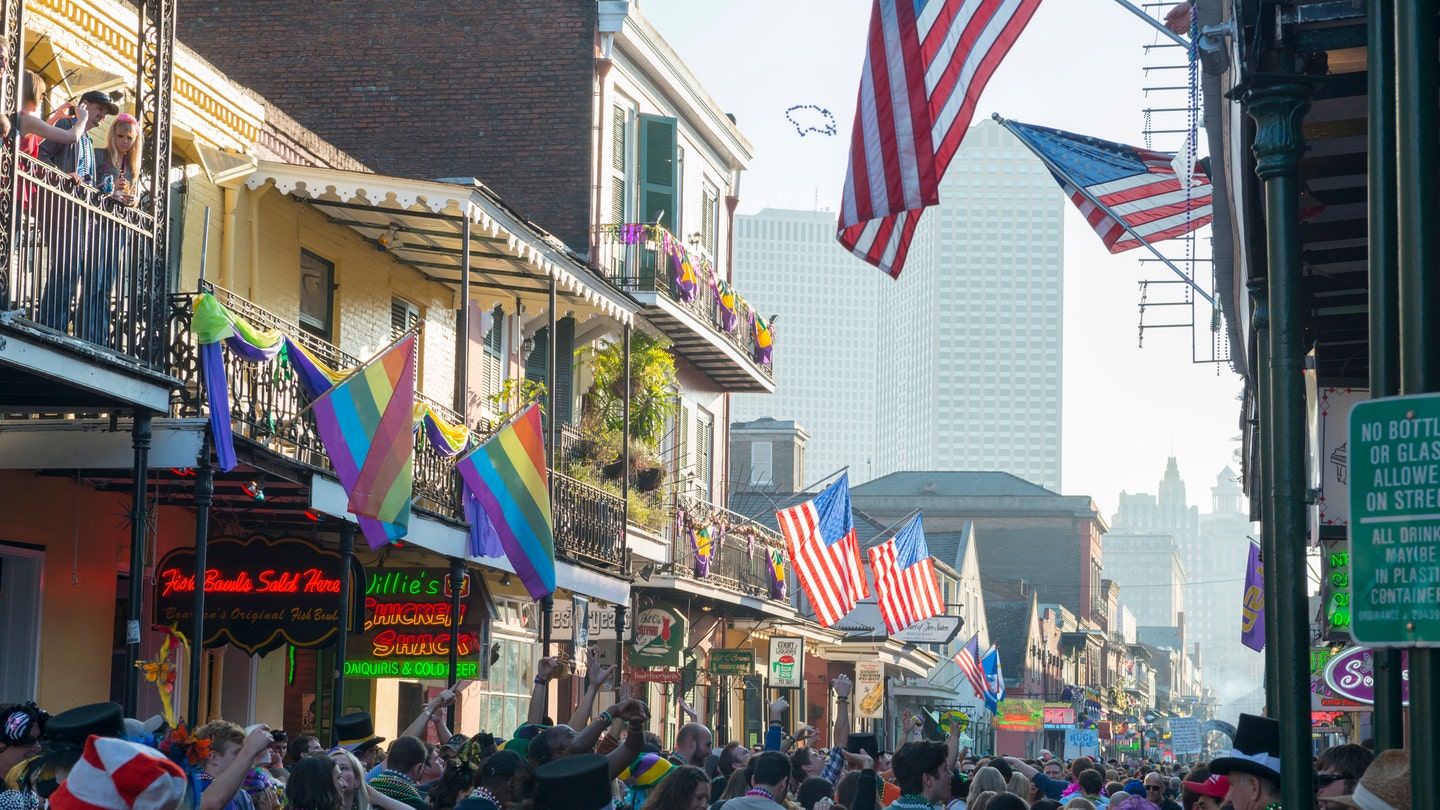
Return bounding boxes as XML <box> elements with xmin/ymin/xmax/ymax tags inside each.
<box><xmin>1323</xmin><ymin>646</ymin><xmax>1410</xmax><ymax>706</ymax></box>
<box><xmin>1241</xmin><ymin>540</ymin><xmax>1266</xmax><ymax>652</ymax></box>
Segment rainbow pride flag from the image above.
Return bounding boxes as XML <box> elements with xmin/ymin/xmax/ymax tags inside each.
<box><xmin>310</xmin><ymin>334</ymin><xmax>418</xmax><ymax>530</ymax></box>
<box><xmin>455</xmin><ymin>404</ymin><xmax>556</xmax><ymax>600</ymax></box>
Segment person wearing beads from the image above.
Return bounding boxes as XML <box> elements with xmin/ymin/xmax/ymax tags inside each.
<box><xmin>763</xmin><ymin>673</ymin><xmax>854</xmax><ymax>791</ymax></box>
<box><xmin>721</xmin><ymin>751</ymin><xmax>791</xmax><ymax>809</ymax></box>
<box><xmin>888</xmin><ymin>740</ymin><xmax>952</xmax><ymax>810</ymax></box>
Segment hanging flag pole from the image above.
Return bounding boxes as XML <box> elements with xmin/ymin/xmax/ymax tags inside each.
<box><xmin>994</xmin><ymin>113</ymin><xmax>1217</xmax><ymax>307</ymax></box>
<box><xmin>1108</xmin><ymin>0</ymin><xmax>1191</xmax><ymax>48</ymax></box>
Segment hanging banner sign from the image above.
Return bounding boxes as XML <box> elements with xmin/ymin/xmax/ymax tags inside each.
<box><xmin>854</xmin><ymin>660</ymin><xmax>885</xmax><ymax>719</ymax></box>
<box><xmin>629</xmin><ymin>605</ymin><xmax>687</xmax><ymax>668</ymax></box>
<box><xmin>709</xmin><ymin>649</ymin><xmax>755</xmax><ymax>676</ymax></box>
<box><xmin>768</xmin><ymin>636</ymin><xmax>804</xmax><ymax>688</ymax></box>
<box><xmin>573</xmin><ymin>594</ymin><xmax>590</xmax><ymax>652</ymax></box>
<box><xmin>631</xmin><ymin>668</ymin><xmax>683</xmax><ymax>683</ymax></box>
<box><xmin>1168</xmin><ymin>717</ymin><xmax>1202</xmax><ymax>755</ymax></box>
<box><xmin>549</xmin><ymin>599</ymin><xmax>620</xmax><ymax>640</ymax></box>
<box><xmin>345</xmin><ymin>566</ymin><xmax>489</xmax><ymax>677</ymax></box>
<box><xmin>154</xmin><ymin>535</ymin><xmax>358</xmax><ymax>655</ymax></box>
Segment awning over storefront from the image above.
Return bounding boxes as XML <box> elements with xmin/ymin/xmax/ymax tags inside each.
<box><xmin>816</xmin><ymin>640</ymin><xmax>940</xmax><ymax>679</ymax></box>
<box><xmin>245</xmin><ymin>163</ymin><xmax>637</xmax><ymax>325</ymax></box>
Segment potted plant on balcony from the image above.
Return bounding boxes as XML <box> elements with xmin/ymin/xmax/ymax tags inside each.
<box><xmin>579</xmin><ymin>330</ymin><xmax>677</xmax><ymax>491</ymax></box>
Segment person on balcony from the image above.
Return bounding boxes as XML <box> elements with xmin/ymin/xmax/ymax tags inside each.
<box><xmin>11</xmin><ymin>72</ymin><xmax>92</xmax><ymax>157</ymax></box>
<box><xmin>78</xmin><ymin>111</ymin><xmax>141</xmax><ymax>343</ymax></box>
<box><xmin>35</xmin><ymin>89</ymin><xmax>115</xmax><ymax>336</ymax></box>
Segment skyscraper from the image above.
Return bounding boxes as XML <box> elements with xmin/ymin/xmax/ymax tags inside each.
<box><xmin>733</xmin><ymin>119</ymin><xmax>1065</xmax><ymax>491</ymax></box>
<box><xmin>731</xmin><ymin>209</ymin><xmax>882</xmax><ymax>485</ymax></box>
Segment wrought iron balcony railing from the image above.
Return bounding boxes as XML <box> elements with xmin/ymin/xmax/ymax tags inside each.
<box><xmin>168</xmin><ymin>284</ymin><xmax>466</xmax><ymax>520</ymax></box>
<box><xmin>5</xmin><ymin>154</ymin><xmax>166</xmax><ymax>368</ymax></box>
<box><xmin>595</xmin><ymin>224</ymin><xmax>773</xmax><ymax>381</ymax></box>
<box><xmin>553</xmin><ymin>470</ymin><xmax>626</xmax><ymax>568</ymax></box>
<box><xmin>671</xmin><ymin>495</ymin><xmax>791</xmax><ymax>603</ymax></box>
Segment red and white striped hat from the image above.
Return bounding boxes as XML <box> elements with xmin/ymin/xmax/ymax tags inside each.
<box><xmin>49</xmin><ymin>735</ymin><xmax>187</xmax><ymax>810</ymax></box>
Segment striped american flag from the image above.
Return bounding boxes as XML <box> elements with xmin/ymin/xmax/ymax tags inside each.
<box><xmin>953</xmin><ymin>632</ymin><xmax>988</xmax><ymax>699</ymax></box>
<box><xmin>868</xmin><ymin>514</ymin><xmax>945</xmax><ymax>634</ymax></box>
<box><xmin>777</xmin><ymin>474</ymin><xmax>869</xmax><ymax>627</ymax></box>
<box><xmin>838</xmin><ymin>0</ymin><xmax>1042</xmax><ymax>278</ymax></box>
<box><xmin>1000</xmin><ymin>118</ymin><xmax>1214</xmax><ymax>252</ymax></box>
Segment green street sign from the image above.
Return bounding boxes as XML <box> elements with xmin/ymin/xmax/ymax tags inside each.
<box><xmin>708</xmin><ymin>649</ymin><xmax>754</xmax><ymax>676</ymax></box>
<box><xmin>1348</xmin><ymin>394</ymin><xmax>1440</xmax><ymax>646</ymax></box>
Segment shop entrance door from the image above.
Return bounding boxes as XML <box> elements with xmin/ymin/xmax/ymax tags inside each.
<box><xmin>0</xmin><ymin>544</ymin><xmax>42</xmax><ymax>701</ymax></box>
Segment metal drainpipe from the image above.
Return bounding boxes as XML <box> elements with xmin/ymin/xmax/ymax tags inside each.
<box><xmin>1248</xmin><ymin>279</ymin><xmax>1278</xmax><ymax>720</ymax></box>
<box><xmin>1245</xmin><ymin>76</ymin><xmax>1313</xmax><ymax>810</ymax></box>
<box><xmin>123</xmin><ymin>412</ymin><xmax>153</xmax><ymax>717</ymax></box>
<box><xmin>1366</xmin><ymin>0</ymin><xmax>1405</xmax><ymax>755</ymax></box>
<box><xmin>1396</xmin><ymin>0</ymin><xmax>1440</xmax><ymax>801</ymax></box>
<box><xmin>188</xmin><ymin>441</ymin><xmax>213</xmax><ymax>727</ymax></box>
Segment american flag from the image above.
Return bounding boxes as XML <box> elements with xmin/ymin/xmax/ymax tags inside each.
<box><xmin>777</xmin><ymin>474</ymin><xmax>869</xmax><ymax>627</ymax></box>
<box><xmin>999</xmin><ymin>118</ymin><xmax>1214</xmax><ymax>253</ymax></box>
<box><xmin>953</xmin><ymin>633</ymin><xmax>987</xmax><ymax>699</ymax></box>
<box><xmin>868</xmin><ymin>514</ymin><xmax>945</xmax><ymax>634</ymax></box>
<box><xmin>838</xmin><ymin>0</ymin><xmax>1042</xmax><ymax>278</ymax></box>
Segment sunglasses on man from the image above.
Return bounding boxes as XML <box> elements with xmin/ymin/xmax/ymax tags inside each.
<box><xmin>1315</xmin><ymin>773</ymin><xmax>1356</xmax><ymax>791</ymax></box>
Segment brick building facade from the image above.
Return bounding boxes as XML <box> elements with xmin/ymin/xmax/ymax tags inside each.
<box><xmin>178</xmin><ymin>1</ymin><xmax>599</xmax><ymax>251</ymax></box>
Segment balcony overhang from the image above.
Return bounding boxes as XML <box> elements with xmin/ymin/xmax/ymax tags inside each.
<box><xmin>0</xmin><ymin>418</ymin><xmax>205</xmax><ymax>468</ymax></box>
<box><xmin>635</xmin><ymin>293</ymin><xmax>775</xmax><ymax>393</ymax></box>
<box><xmin>309</xmin><ymin>475</ymin><xmax>631</xmax><ymax>605</ymax></box>
<box><xmin>637</xmin><ymin>572</ymin><xmax>796</xmax><ymax>619</ymax></box>
<box><xmin>816</xmin><ymin>640</ymin><xmax>940</xmax><ymax>679</ymax></box>
<box><xmin>0</xmin><ymin>316</ymin><xmax>177</xmax><ymax>412</ymax></box>
<box><xmin>245</xmin><ymin>163</ymin><xmax>638</xmax><ymax>327</ymax></box>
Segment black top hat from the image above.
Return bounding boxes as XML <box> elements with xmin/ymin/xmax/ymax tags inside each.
<box><xmin>1208</xmin><ymin>714</ymin><xmax>1282</xmax><ymax>783</ymax></box>
<box><xmin>534</xmin><ymin>754</ymin><xmax>613</xmax><ymax>810</ymax></box>
<box><xmin>335</xmin><ymin>712</ymin><xmax>385</xmax><ymax>752</ymax></box>
<box><xmin>27</xmin><ymin>703</ymin><xmax>125</xmax><ymax>798</ymax></box>
<box><xmin>847</xmin><ymin>733</ymin><xmax>880</xmax><ymax>759</ymax></box>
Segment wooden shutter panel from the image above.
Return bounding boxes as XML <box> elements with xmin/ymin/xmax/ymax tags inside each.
<box><xmin>522</xmin><ymin>319</ymin><xmax>575</xmax><ymax>425</ymax></box>
<box><xmin>701</xmin><ymin>190</ymin><xmax>717</xmax><ymax>254</ymax></box>
<box><xmin>695</xmin><ymin>414</ymin><xmax>712</xmax><ymax>502</ymax></box>
<box><xmin>638</xmin><ymin>114</ymin><xmax>677</xmax><ymax>225</ymax></box>
<box><xmin>482</xmin><ymin>307</ymin><xmax>504</xmax><ymax>402</ymax></box>
<box><xmin>391</xmin><ymin>298</ymin><xmax>419</xmax><ymax>341</ymax></box>
<box><xmin>612</xmin><ymin>105</ymin><xmax>627</xmax><ymax>171</ymax></box>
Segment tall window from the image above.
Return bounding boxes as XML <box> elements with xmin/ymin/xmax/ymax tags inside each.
<box><xmin>750</xmin><ymin>441</ymin><xmax>772</xmax><ymax>487</ymax></box>
<box><xmin>700</xmin><ymin>181</ymin><xmax>719</xmax><ymax>257</ymax></box>
<box><xmin>299</xmin><ymin>250</ymin><xmax>335</xmax><ymax>341</ymax></box>
<box><xmin>610</xmin><ymin>104</ymin><xmax>629</xmax><ymax>224</ymax></box>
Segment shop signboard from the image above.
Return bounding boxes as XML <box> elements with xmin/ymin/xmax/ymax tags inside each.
<box><xmin>709</xmin><ymin>649</ymin><xmax>755</xmax><ymax>676</ymax></box>
<box><xmin>891</xmin><ymin>615</ymin><xmax>963</xmax><ymax>644</ymax></box>
<box><xmin>993</xmin><ymin>699</ymin><xmax>1043</xmax><ymax>730</ymax></box>
<box><xmin>1169</xmin><ymin>717</ymin><xmax>1202</xmax><ymax>756</ymax></box>
<box><xmin>629</xmin><ymin>605</ymin><xmax>687</xmax><ymax>668</ymax></box>
<box><xmin>344</xmin><ymin>566</ymin><xmax>489</xmax><ymax>679</ymax></box>
<box><xmin>1322</xmin><ymin>645</ymin><xmax>1411</xmax><ymax>706</ymax></box>
<box><xmin>154</xmin><ymin>535</ymin><xmax>358</xmax><ymax>655</ymax></box>
<box><xmin>1043</xmin><ymin>703</ymin><xmax>1075</xmax><ymax>729</ymax></box>
<box><xmin>855</xmin><ymin>660</ymin><xmax>885</xmax><ymax>719</ymax></box>
<box><xmin>1348</xmin><ymin>394</ymin><xmax>1440</xmax><ymax>645</ymax></box>
<box><xmin>1064</xmin><ymin>728</ymin><xmax>1100</xmax><ymax>758</ymax></box>
<box><xmin>549</xmin><ymin>599</ymin><xmax>620</xmax><ymax>641</ymax></box>
<box><xmin>768</xmin><ymin>636</ymin><xmax>803</xmax><ymax>688</ymax></box>
<box><xmin>631</xmin><ymin>668</ymin><xmax>683</xmax><ymax>683</ymax></box>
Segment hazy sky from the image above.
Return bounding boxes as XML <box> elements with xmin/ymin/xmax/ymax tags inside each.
<box><xmin>639</xmin><ymin>0</ymin><xmax>1244</xmax><ymax>518</ymax></box>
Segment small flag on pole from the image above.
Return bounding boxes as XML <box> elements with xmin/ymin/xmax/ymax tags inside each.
<box><xmin>777</xmin><ymin>474</ymin><xmax>869</xmax><ymax>627</ymax></box>
<box><xmin>981</xmin><ymin>643</ymin><xmax>1005</xmax><ymax>712</ymax></box>
<box><xmin>953</xmin><ymin>633</ymin><xmax>988</xmax><ymax>699</ymax></box>
<box><xmin>1241</xmin><ymin>540</ymin><xmax>1266</xmax><ymax>652</ymax></box>
<box><xmin>455</xmin><ymin>405</ymin><xmax>556</xmax><ymax>600</ymax></box>
<box><xmin>868</xmin><ymin>514</ymin><xmax>945</xmax><ymax>634</ymax></box>
<box><xmin>309</xmin><ymin>333</ymin><xmax>418</xmax><ymax>532</ymax></box>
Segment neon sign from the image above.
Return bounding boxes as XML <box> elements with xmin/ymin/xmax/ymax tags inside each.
<box><xmin>344</xmin><ymin>660</ymin><xmax>479</xmax><ymax>679</ymax></box>
<box><xmin>348</xmin><ymin>567</ymin><xmax>488</xmax><ymax>675</ymax></box>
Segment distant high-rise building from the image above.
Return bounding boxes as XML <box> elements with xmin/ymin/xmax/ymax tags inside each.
<box><xmin>732</xmin><ymin>209</ymin><xmax>882</xmax><ymax>485</ymax></box>
<box><xmin>733</xmin><ymin>120</ymin><xmax>1065</xmax><ymax>490</ymax></box>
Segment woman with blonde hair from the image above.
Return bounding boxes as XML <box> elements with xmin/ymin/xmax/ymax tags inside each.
<box><xmin>969</xmin><ymin>767</ymin><xmax>1008</xmax><ymax>798</ymax></box>
<box><xmin>330</xmin><ymin>747</ymin><xmax>413</xmax><ymax>810</ymax></box>
<box><xmin>968</xmin><ymin>790</ymin><xmax>1001</xmax><ymax>810</ymax></box>
<box><xmin>81</xmin><ymin>110</ymin><xmax>142</xmax><ymax>342</ymax></box>
<box><xmin>1007</xmin><ymin>772</ymin><xmax>1035</xmax><ymax>802</ymax></box>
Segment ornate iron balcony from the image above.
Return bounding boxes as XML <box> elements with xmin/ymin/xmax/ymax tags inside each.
<box><xmin>553</xmin><ymin>470</ymin><xmax>626</xmax><ymax>569</ymax></box>
<box><xmin>671</xmin><ymin>495</ymin><xmax>791</xmax><ymax>602</ymax></box>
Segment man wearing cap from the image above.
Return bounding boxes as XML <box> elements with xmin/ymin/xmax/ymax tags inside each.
<box><xmin>1181</xmin><ymin>773</ymin><xmax>1228</xmax><ymax>810</ymax></box>
<box><xmin>37</xmin><ymin>90</ymin><xmax>115</xmax><ymax>184</ymax></box>
<box><xmin>335</xmin><ymin>713</ymin><xmax>386</xmax><ymax>770</ymax></box>
<box><xmin>1207</xmin><ymin>714</ymin><xmax>1283</xmax><ymax>810</ymax></box>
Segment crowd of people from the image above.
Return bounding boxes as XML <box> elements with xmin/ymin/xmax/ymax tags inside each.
<box><xmin>0</xmin><ymin>669</ymin><xmax>1414</xmax><ymax>810</ymax></box>
<box><xmin>0</xmin><ymin>39</ymin><xmax>142</xmax><ymax>341</ymax></box>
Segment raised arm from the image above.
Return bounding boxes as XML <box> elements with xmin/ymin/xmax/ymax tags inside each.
<box><xmin>831</xmin><ymin>674</ymin><xmax>852</xmax><ymax>749</ymax></box>
<box><xmin>526</xmin><ymin>656</ymin><xmax>560</xmax><ymax>725</ymax></box>
<box><xmin>200</xmin><ymin>726</ymin><xmax>272</xmax><ymax>810</ymax></box>
<box><xmin>19</xmin><ymin>105</ymin><xmax>87</xmax><ymax>144</ymax></box>
<box><xmin>568</xmin><ymin>647</ymin><xmax>615</xmax><ymax>728</ymax></box>
<box><xmin>764</xmin><ymin>697</ymin><xmax>788</xmax><ymax>750</ymax></box>
<box><xmin>607</xmin><ymin>703</ymin><xmax>653</xmax><ymax>779</ymax></box>
<box><xmin>400</xmin><ymin>688</ymin><xmax>454</xmax><ymax>740</ymax></box>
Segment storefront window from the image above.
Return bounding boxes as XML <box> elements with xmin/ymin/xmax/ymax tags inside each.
<box><xmin>465</xmin><ymin>595</ymin><xmax>539</xmax><ymax>736</ymax></box>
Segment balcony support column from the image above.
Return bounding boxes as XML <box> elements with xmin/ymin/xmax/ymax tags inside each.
<box><xmin>615</xmin><ymin>602</ymin><xmax>627</xmax><ymax>682</ymax></box>
<box><xmin>331</xmin><ymin>524</ymin><xmax>357</xmax><ymax>747</ymax></box>
<box><xmin>622</xmin><ymin>322</ymin><xmax>632</xmax><ymax>524</ymax></box>
<box><xmin>0</xmin><ymin>0</ymin><xmax>24</xmax><ymax>288</ymax></box>
<box><xmin>448</xmin><ymin>557</ymin><xmax>463</xmax><ymax>688</ymax></box>
<box><xmin>188</xmin><ymin>441</ymin><xmax>213</xmax><ymax>727</ymax></box>
<box><xmin>539</xmin><ymin>594</ymin><xmax>554</xmax><ymax>719</ymax></box>
<box><xmin>547</xmin><ymin>274</ymin><xmax>557</xmax><ymax>496</ymax></box>
<box><xmin>456</xmin><ymin>216</ymin><xmax>471</xmax><ymax>419</ymax></box>
<box><xmin>1245</xmin><ymin>76</ymin><xmax>1312</xmax><ymax>810</ymax></box>
<box><xmin>123</xmin><ymin>411</ymin><xmax>154</xmax><ymax>717</ymax></box>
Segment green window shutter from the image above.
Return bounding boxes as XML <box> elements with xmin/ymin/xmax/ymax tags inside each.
<box><xmin>522</xmin><ymin>318</ymin><xmax>576</xmax><ymax>425</ymax></box>
<box><xmin>701</xmin><ymin>188</ymin><xmax>717</xmax><ymax>255</ymax></box>
<box><xmin>638</xmin><ymin>114</ymin><xmax>677</xmax><ymax>226</ymax></box>
<box><xmin>611</xmin><ymin>176</ymin><xmax>627</xmax><ymax>224</ymax></box>
<box><xmin>612</xmin><ymin>105</ymin><xmax>627</xmax><ymax>171</ymax></box>
<box><xmin>391</xmin><ymin>297</ymin><xmax>419</xmax><ymax>341</ymax></box>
